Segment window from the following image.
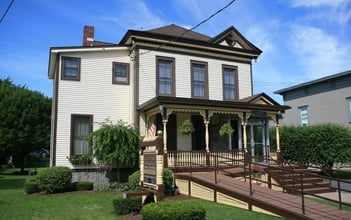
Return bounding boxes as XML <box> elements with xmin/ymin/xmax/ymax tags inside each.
<box><xmin>157</xmin><ymin>57</ymin><xmax>175</xmax><ymax>96</ymax></box>
<box><xmin>191</xmin><ymin>61</ymin><xmax>208</xmax><ymax>98</ymax></box>
<box><xmin>347</xmin><ymin>97</ymin><xmax>351</xmax><ymax>123</ymax></box>
<box><xmin>112</xmin><ymin>62</ymin><xmax>129</xmax><ymax>84</ymax></box>
<box><xmin>222</xmin><ymin>66</ymin><xmax>237</xmax><ymax>100</ymax></box>
<box><xmin>71</xmin><ymin>114</ymin><xmax>92</xmax><ymax>155</ymax></box>
<box><xmin>62</xmin><ymin>56</ymin><xmax>80</xmax><ymax>80</ymax></box>
<box><xmin>298</xmin><ymin>106</ymin><xmax>309</xmax><ymax>126</ymax></box>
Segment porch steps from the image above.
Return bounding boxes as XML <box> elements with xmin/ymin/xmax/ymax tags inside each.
<box><xmin>266</xmin><ymin>166</ymin><xmax>336</xmax><ymax>195</ymax></box>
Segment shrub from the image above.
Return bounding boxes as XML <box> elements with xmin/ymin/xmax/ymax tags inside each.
<box><xmin>128</xmin><ymin>170</ymin><xmax>140</xmax><ymax>192</ymax></box>
<box><xmin>141</xmin><ymin>200</ymin><xmax>206</xmax><ymax>220</ymax></box>
<box><xmin>36</xmin><ymin>166</ymin><xmax>72</xmax><ymax>194</ymax></box>
<box><xmin>112</xmin><ymin>194</ymin><xmax>142</xmax><ymax>215</ymax></box>
<box><xmin>24</xmin><ymin>178</ymin><xmax>39</xmax><ymax>194</ymax></box>
<box><xmin>74</xmin><ymin>181</ymin><xmax>94</xmax><ymax>191</ymax></box>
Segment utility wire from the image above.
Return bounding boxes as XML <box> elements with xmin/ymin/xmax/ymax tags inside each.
<box><xmin>137</xmin><ymin>0</ymin><xmax>236</xmax><ymax>57</ymax></box>
<box><xmin>0</xmin><ymin>0</ymin><xmax>14</xmax><ymax>24</ymax></box>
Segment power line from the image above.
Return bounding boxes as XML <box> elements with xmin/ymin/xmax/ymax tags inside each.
<box><xmin>136</xmin><ymin>0</ymin><xmax>236</xmax><ymax>57</ymax></box>
<box><xmin>0</xmin><ymin>0</ymin><xmax>14</xmax><ymax>24</ymax></box>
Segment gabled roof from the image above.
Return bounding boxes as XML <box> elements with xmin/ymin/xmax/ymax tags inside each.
<box><xmin>239</xmin><ymin>93</ymin><xmax>281</xmax><ymax>106</ymax></box>
<box><xmin>147</xmin><ymin>24</ymin><xmax>211</xmax><ymax>42</ymax></box>
<box><xmin>119</xmin><ymin>24</ymin><xmax>262</xmax><ymax>58</ymax></box>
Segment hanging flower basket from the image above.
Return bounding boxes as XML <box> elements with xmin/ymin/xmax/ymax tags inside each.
<box><xmin>179</xmin><ymin>119</ymin><xmax>195</xmax><ymax>135</ymax></box>
<box><xmin>68</xmin><ymin>155</ymin><xmax>93</xmax><ymax>165</ymax></box>
<box><xmin>219</xmin><ymin>123</ymin><xmax>234</xmax><ymax>136</ymax></box>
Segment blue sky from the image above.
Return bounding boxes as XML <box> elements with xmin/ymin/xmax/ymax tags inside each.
<box><xmin>0</xmin><ymin>0</ymin><xmax>350</xmax><ymax>103</ymax></box>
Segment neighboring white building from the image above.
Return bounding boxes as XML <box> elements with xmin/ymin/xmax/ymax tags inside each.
<box><xmin>275</xmin><ymin>70</ymin><xmax>351</xmax><ymax>128</ymax></box>
<box><xmin>48</xmin><ymin>24</ymin><xmax>289</xmax><ymax>172</ymax></box>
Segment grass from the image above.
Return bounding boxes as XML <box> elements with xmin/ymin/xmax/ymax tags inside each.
<box><xmin>0</xmin><ymin>168</ymin><xmax>283</xmax><ymax>220</ymax></box>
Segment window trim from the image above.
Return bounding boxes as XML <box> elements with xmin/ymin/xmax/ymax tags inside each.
<box><xmin>347</xmin><ymin>97</ymin><xmax>351</xmax><ymax>123</ymax></box>
<box><xmin>61</xmin><ymin>56</ymin><xmax>81</xmax><ymax>81</ymax></box>
<box><xmin>191</xmin><ymin>60</ymin><xmax>208</xmax><ymax>99</ymax></box>
<box><xmin>222</xmin><ymin>65</ymin><xmax>238</xmax><ymax>101</ymax></box>
<box><xmin>112</xmin><ymin>62</ymin><xmax>130</xmax><ymax>85</ymax></box>
<box><xmin>70</xmin><ymin>114</ymin><xmax>93</xmax><ymax>156</ymax></box>
<box><xmin>298</xmin><ymin>105</ymin><xmax>309</xmax><ymax>126</ymax></box>
<box><xmin>156</xmin><ymin>56</ymin><xmax>175</xmax><ymax>96</ymax></box>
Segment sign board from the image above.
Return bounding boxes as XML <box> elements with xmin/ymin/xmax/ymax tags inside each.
<box><xmin>143</xmin><ymin>152</ymin><xmax>156</xmax><ymax>185</ymax></box>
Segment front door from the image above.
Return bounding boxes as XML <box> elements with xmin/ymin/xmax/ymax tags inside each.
<box><xmin>191</xmin><ymin>115</ymin><xmax>205</xmax><ymax>150</ymax></box>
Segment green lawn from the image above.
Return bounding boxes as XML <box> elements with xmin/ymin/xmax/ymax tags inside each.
<box><xmin>0</xmin><ymin>168</ymin><xmax>283</xmax><ymax>220</ymax></box>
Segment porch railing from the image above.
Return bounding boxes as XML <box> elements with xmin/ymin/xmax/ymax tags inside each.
<box><xmin>166</xmin><ymin>150</ymin><xmax>244</xmax><ymax>169</ymax></box>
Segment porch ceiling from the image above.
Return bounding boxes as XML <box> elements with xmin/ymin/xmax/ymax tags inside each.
<box><xmin>137</xmin><ymin>95</ymin><xmax>290</xmax><ymax>114</ymax></box>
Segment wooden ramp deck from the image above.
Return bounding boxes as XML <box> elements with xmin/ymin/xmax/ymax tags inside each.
<box><xmin>175</xmin><ymin>170</ymin><xmax>351</xmax><ymax>220</ymax></box>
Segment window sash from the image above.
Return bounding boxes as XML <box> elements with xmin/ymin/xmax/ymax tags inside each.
<box><xmin>192</xmin><ymin>63</ymin><xmax>207</xmax><ymax>97</ymax></box>
<box><xmin>157</xmin><ymin>59</ymin><xmax>173</xmax><ymax>95</ymax></box>
<box><xmin>223</xmin><ymin>67</ymin><xmax>236</xmax><ymax>100</ymax></box>
<box><xmin>72</xmin><ymin>116</ymin><xmax>92</xmax><ymax>155</ymax></box>
<box><xmin>113</xmin><ymin>62</ymin><xmax>129</xmax><ymax>84</ymax></box>
<box><xmin>62</xmin><ymin>57</ymin><xmax>80</xmax><ymax>79</ymax></box>
<box><xmin>299</xmin><ymin>106</ymin><xmax>309</xmax><ymax>126</ymax></box>
<box><xmin>347</xmin><ymin>97</ymin><xmax>351</xmax><ymax>123</ymax></box>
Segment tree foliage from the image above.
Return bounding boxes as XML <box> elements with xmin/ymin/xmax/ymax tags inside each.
<box><xmin>0</xmin><ymin>78</ymin><xmax>51</xmax><ymax>172</ymax></box>
<box><xmin>270</xmin><ymin>124</ymin><xmax>351</xmax><ymax>173</ymax></box>
<box><xmin>88</xmin><ymin>120</ymin><xmax>139</xmax><ymax>181</ymax></box>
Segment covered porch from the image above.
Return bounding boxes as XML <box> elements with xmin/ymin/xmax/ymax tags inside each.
<box><xmin>138</xmin><ymin>94</ymin><xmax>290</xmax><ymax>169</ymax></box>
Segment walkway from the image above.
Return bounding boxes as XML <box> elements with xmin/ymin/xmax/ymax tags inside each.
<box><xmin>175</xmin><ymin>170</ymin><xmax>351</xmax><ymax>220</ymax></box>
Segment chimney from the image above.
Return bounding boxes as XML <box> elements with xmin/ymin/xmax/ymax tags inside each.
<box><xmin>83</xmin><ymin>25</ymin><xmax>94</xmax><ymax>46</ymax></box>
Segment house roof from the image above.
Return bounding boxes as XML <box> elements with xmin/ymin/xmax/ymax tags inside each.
<box><xmin>119</xmin><ymin>24</ymin><xmax>262</xmax><ymax>58</ymax></box>
<box><xmin>147</xmin><ymin>24</ymin><xmax>211</xmax><ymax>42</ymax></box>
<box><xmin>274</xmin><ymin>70</ymin><xmax>351</xmax><ymax>95</ymax></box>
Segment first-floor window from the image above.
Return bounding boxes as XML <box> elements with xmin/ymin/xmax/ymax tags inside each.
<box><xmin>71</xmin><ymin>114</ymin><xmax>92</xmax><ymax>155</ymax></box>
<box><xmin>298</xmin><ymin>106</ymin><xmax>309</xmax><ymax>126</ymax></box>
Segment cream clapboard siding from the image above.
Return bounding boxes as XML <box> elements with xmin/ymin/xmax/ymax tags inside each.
<box><xmin>138</xmin><ymin>49</ymin><xmax>252</xmax><ymax>106</ymax></box>
<box><xmin>55</xmin><ymin>50</ymin><xmax>133</xmax><ymax>167</ymax></box>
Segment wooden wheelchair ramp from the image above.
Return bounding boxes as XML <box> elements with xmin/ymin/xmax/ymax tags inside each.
<box><xmin>175</xmin><ymin>171</ymin><xmax>351</xmax><ymax>220</ymax></box>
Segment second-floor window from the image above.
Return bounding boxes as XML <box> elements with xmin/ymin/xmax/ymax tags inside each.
<box><xmin>191</xmin><ymin>61</ymin><xmax>208</xmax><ymax>98</ymax></box>
<box><xmin>71</xmin><ymin>114</ymin><xmax>92</xmax><ymax>155</ymax></box>
<box><xmin>113</xmin><ymin>62</ymin><xmax>129</xmax><ymax>84</ymax></box>
<box><xmin>299</xmin><ymin>105</ymin><xmax>309</xmax><ymax>126</ymax></box>
<box><xmin>157</xmin><ymin>57</ymin><xmax>175</xmax><ymax>96</ymax></box>
<box><xmin>62</xmin><ymin>56</ymin><xmax>80</xmax><ymax>81</ymax></box>
<box><xmin>223</xmin><ymin>66</ymin><xmax>237</xmax><ymax>100</ymax></box>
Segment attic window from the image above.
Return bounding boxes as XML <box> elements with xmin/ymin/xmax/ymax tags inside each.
<box><xmin>225</xmin><ymin>35</ymin><xmax>236</xmax><ymax>47</ymax></box>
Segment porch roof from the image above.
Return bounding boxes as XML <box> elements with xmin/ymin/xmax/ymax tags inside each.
<box><xmin>137</xmin><ymin>94</ymin><xmax>290</xmax><ymax>114</ymax></box>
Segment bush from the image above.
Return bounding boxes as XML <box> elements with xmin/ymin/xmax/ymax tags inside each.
<box><xmin>112</xmin><ymin>194</ymin><xmax>142</xmax><ymax>215</ymax></box>
<box><xmin>74</xmin><ymin>181</ymin><xmax>94</xmax><ymax>191</ymax></box>
<box><xmin>24</xmin><ymin>178</ymin><xmax>39</xmax><ymax>194</ymax></box>
<box><xmin>128</xmin><ymin>169</ymin><xmax>174</xmax><ymax>195</ymax></box>
<box><xmin>36</xmin><ymin>166</ymin><xmax>72</xmax><ymax>194</ymax></box>
<box><xmin>128</xmin><ymin>170</ymin><xmax>140</xmax><ymax>192</ymax></box>
<box><xmin>141</xmin><ymin>200</ymin><xmax>205</xmax><ymax>220</ymax></box>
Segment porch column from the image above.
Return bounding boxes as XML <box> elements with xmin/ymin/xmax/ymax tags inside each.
<box><xmin>275</xmin><ymin>114</ymin><xmax>281</xmax><ymax>163</ymax></box>
<box><xmin>163</xmin><ymin>119</ymin><xmax>168</xmax><ymax>153</ymax></box>
<box><xmin>205</xmin><ymin>119</ymin><xmax>210</xmax><ymax>153</ymax></box>
<box><xmin>242</xmin><ymin>119</ymin><xmax>248</xmax><ymax>153</ymax></box>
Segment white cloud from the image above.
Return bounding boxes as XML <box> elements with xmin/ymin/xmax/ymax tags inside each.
<box><xmin>289</xmin><ymin>25</ymin><xmax>351</xmax><ymax>79</ymax></box>
<box><xmin>99</xmin><ymin>0</ymin><xmax>167</xmax><ymax>30</ymax></box>
<box><xmin>292</xmin><ymin>0</ymin><xmax>350</xmax><ymax>8</ymax></box>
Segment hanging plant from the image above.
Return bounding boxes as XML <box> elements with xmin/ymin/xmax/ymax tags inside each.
<box><xmin>179</xmin><ymin>119</ymin><xmax>195</xmax><ymax>135</ymax></box>
<box><xmin>219</xmin><ymin>123</ymin><xmax>234</xmax><ymax>136</ymax></box>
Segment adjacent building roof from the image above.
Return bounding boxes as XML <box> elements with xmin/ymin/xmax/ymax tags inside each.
<box><xmin>274</xmin><ymin>70</ymin><xmax>351</xmax><ymax>101</ymax></box>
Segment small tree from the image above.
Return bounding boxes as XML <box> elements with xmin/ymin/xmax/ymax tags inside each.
<box><xmin>88</xmin><ymin>120</ymin><xmax>139</xmax><ymax>183</ymax></box>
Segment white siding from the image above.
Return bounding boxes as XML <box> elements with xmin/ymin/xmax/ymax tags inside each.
<box><xmin>138</xmin><ymin>49</ymin><xmax>252</xmax><ymax>105</ymax></box>
<box><xmin>55</xmin><ymin>50</ymin><xmax>133</xmax><ymax>167</ymax></box>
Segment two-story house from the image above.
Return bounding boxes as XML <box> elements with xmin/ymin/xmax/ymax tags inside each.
<box><xmin>275</xmin><ymin>70</ymin><xmax>351</xmax><ymax>128</ymax></box>
<box><xmin>48</xmin><ymin>24</ymin><xmax>289</xmax><ymax>182</ymax></box>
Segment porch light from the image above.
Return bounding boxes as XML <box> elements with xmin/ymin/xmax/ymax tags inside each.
<box><xmin>159</xmin><ymin>104</ymin><xmax>164</xmax><ymax>116</ymax></box>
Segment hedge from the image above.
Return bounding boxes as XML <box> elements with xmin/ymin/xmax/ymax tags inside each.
<box><xmin>141</xmin><ymin>200</ymin><xmax>206</xmax><ymax>220</ymax></box>
<box><xmin>24</xmin><ymin>178</ymin><xmax>39</xmax><ymax>194</ymax></box>
<box><xmin>112</xmin><ymin>194</ymin><xmax>142</xmax><ymax>215</ymax></box>
<box><xmin>36</xmin><ymin>166</ymin><xmax>72</xmax><ymax>194</ymax></box>
<box><xmin>74</xmin><ymin>181</ymin><xmax>94</xmax><ymax>191</ymax></box>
